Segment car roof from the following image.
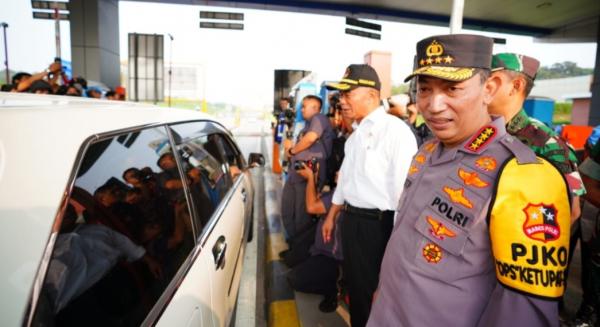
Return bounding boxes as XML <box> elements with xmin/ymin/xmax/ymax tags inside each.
<box><xmin>0</xmin><ymin>92</ymin><xmax>222</xmax><ymax>325</ymax></box>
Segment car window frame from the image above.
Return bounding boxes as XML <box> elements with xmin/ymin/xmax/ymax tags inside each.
<box><xmin>23</xmin><ymin>119</ymin><xmax>244</xmax><ymax>327</ymax></box>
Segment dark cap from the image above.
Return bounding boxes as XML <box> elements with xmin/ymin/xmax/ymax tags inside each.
<box><xmin>405</xmin><ymin>34</ymin><xmax>494</xmax><ymax>82</ymax></box>
<box><xmin>29</xmin><ymin>79</ymin><xmax>53</xmax><ymax>93</ymax></box>
<box><xmin>326</xmin><ymin>64</ymin><xmax>381</xmax><ymax>91</ymax></box>
<box><xmin>492</xmin><ymin>53</ymin><xmax>540</xmax><ymax>80</ymax></box>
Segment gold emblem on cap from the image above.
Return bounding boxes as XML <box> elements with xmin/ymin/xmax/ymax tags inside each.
<box><xmin>419</xmin><ymin>40</ymin><xmax>454</xmax><ymax>67</ymax></box>
<box><xmin>426</xmin><ymin>40</ymin><xmax>444</xmax><ymax>57</ymax></box>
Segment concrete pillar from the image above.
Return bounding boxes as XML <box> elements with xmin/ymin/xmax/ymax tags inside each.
<box><xmin>364</xmin><ymin>50</ymin><xmax>392</xmax><ymax>99</ymax></box>
<box><xmin>589</xmin><ymin>17</ymin><xmax>600</xmax><ymax>126</ymax></box>
<box><xmin>69</xmin><ymin>0</ymin><xmax>120</xmax><ymax>88</ymax></box>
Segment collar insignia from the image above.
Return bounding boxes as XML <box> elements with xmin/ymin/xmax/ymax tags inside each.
<box><xmin>465</xmin><ymin>126</ymin><xmax>497</xmax><ymax>153</ymax></box>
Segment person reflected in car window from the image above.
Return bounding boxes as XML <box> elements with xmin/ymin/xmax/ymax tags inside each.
<box><xmin>44</xmin><ymin>204</ymin><xmax>162</xmax><ymax>315</ymax></box>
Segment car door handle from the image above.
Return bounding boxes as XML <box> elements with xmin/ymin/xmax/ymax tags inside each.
<box><xmin>241</xmin><ymin>188</ymin><xmax>247</xmax><ymax>202</ymax></box>
<box><xmin>212</xmin><ymin>235</ymin><xmax>227</xmax><ymax>270</ymax></box>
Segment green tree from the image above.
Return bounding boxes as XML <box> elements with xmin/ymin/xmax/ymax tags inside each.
<box><xmin>391</xmin><ymin>83</ymin><xmax>409</xmax><ymax>95</ymax></box>
<box><xmin>536</xmin><ymin>61</ymin><xmax>593</xmax><ymax>80</ymax></box>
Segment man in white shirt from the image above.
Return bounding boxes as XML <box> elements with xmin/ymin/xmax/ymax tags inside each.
<box><xmin>322</xmin><ymin>64</ymin><xmax>417</xmax><ymax>326</ymax></box>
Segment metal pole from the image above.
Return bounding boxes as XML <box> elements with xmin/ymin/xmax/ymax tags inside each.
<box><xmin>202</xmin><ymin>64</ymin><xmax>207</xmax><ymax>112</ymax></box>
<box><xmin>449</xmin><ymin>0</ymin><xmax>464</xmax><ymax>34</ymax></box>
<box><xmin>54</xmin><ymin>8</ymin><xmax>61</xmax><ymax>58</ymax></box>
<box><xmin>154</xmin><ymin>34</ymin><xmax>158</xmax><ymax>105</ymax></box>
<box><xmin>1</xmin><ymin>23</ymin><xmax>8</xmax><ymax>85</ymax></box>
<box><xmin>168</xmin><ymin>34</ymin><xmax>173</xmax><ymax>107</ymax></box>
<box><xmin>134</xmin><ymin>34</ymin><xmax>138</xmax><ymax>102</ymax></box>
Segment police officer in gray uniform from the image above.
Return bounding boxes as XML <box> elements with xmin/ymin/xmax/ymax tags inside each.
<box><xmin>282</xmin><ymin>95</ymin><xmax>334</xmax><ymax>240</ymax></box>
<box><xmin>367</xmin><ymin>34</ymin><xmax>571</xmax><ymax>327</ymax></box>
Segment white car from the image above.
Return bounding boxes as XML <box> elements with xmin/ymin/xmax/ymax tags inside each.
<box><xmin>0</xmin><ymin>93</ymin><xmax>263</xmax><ymax>326</ymax></box>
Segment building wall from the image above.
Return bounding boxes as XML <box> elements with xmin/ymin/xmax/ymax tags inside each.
<box><xmin>364</xmin><ymin>51</ymin><xmax>391</xmax><ymax>99</ymax></box>
<box><xmin>571</xmin><ymin>98</ymin><xmax>591</xmax><ymax>126</ymax></box>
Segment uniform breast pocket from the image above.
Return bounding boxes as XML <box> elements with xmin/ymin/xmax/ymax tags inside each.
<box><xmin>412</xmin><ymin>208</ymin><xmax>470</xmax><ymax>282</ymax></box>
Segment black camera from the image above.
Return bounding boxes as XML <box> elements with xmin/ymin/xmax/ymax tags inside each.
<box><xmin>293</xmin><ymin>157</ymin><xmax>318</xmax><ymax>172</ymax></box>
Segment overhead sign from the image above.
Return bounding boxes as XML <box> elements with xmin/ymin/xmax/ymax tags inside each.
<box><xmin>200</xmin><ymin>22</ymin><xmax>244</xmax><ymax>30</ymax></box>
<box><xmin>345</xmin><ymin>17</ymin><xmax>381</xmax><ymax>40</ymax></box>
<box><xmin>32</xmin><ymin>11</ymin><xmax>69</xmax><ymax>20</ymax></box>
<box><xmin>199</xmin><ymin>10</ymin><xmax>245</xmax><ymax>30</ymax></box>
<box><xmin>345</xmin><ymin>28</ymin><xmax>381</xmax><ymax>40</ymax></box>
<box><xmin>346</xmin><ymin>17</ymin><xmax>381</xmax><ymax>31</ymax></box>
<box><xmin>200</xmin><ymin>11</ymin><xmax>244</xmax><ymax>21</ymax></box>
<box><xmin>31</xmin><ymin>0</ymin><xmax>68</xmax><ymax>11</ymax></box>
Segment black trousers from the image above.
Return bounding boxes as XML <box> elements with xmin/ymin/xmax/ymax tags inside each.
<box><xmin>341</xmin><ymin>208</ymin><xmax>394</xmax><ymax>327</ymax></box>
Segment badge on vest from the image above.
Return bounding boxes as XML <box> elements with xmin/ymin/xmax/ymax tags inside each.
<box><xmin>427</xmin><ymin>216</ymin><xmax>457</xmax><ymax>240</ymax></box>
<box><xmin>422</xmin><ymin>243</ymin><xmax>443</xmax><ymax>263</ymax></box>
<box><xmin>523</xmin><ymin>203</ymin><xmax>561</xmax><ymax>243</ymax></box>
<box><xmin>475</xmin><ymin>156</ymin><xmax>497</xmax><ymax>172</ymax></box>
<box><xmin>443</xmin><ymin>186</ymin><xmax>474</xmax><ymax>209</ymax></box>
<box><xmin>458</xmin><ymin>168</ymin><xmax>489</xmax><ymax>188</ymax></box>
<box><xmin>409</xmin><ymin>165</ymin><xmax>419</xmax><ymax>176</ymax></box>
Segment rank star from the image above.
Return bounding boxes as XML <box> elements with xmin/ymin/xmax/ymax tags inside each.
<box><xmin>434</xmin><ymin>57</ymin><xmax>442</xmax><ymax>64</ymax></box>
<box><xmin>443</xmin><ymin>56</ymin><xmax>454</xmax><ymax>64</ymax></box>
<box><xmin>426</xmin><ymin>58</ymin><xmax>434</xmax><ymax>65</ymax></box>
<box><xmin>419</xmin><ymin>59</ymin><xmax>425</xmax><ymax>66</ymax></box>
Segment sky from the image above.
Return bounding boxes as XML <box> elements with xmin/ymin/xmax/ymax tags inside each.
<box><xmin>0</xmin><ymin>0</ymin><xmax>597</xmax><ymax>109</ymax></box>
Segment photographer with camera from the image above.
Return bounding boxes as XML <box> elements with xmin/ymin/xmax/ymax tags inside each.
<box><xmin>14</xmin><ymin>60</ymin><xmax>63</xmax><ymax>93</ymax></box>
<box><xmin>288</xmin><ymin>161</ymin><xmax>343</xmax><ymax>313</ymax></box>
<box><xmin>281</xmin><ymin>95</ymin><xmax>335</xmax><ymax>243</ymax></box>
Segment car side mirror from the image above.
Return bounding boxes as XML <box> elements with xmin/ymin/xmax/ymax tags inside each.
<box><xmin>248</xmin><ymin>153</ymin><xmax>265</xmax><ymax>167</ymax></box>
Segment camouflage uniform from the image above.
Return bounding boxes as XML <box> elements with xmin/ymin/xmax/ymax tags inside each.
<box><xmin>492</xmin><ymin>52</ymin><xmax>586</xmax><ymax>197</ymax></box>
<box><xmin>506</xmin><ymin>108</ymin><xmax>586</xmax><ymax>197</ymax></box>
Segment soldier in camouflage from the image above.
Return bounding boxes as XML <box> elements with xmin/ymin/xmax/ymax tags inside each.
<box><xmin>488</xmin><ymin>52</ymin><xmax>586</xmax><ymax>222</ymax></box>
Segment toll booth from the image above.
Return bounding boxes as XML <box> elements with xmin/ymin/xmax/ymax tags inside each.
<box><xmin>524</xmin><ymin>97</ymin><xmax>555</xmax><ymax>127</ymax></box>
<box><xmin>319</xmin><ymin>82</ymin><xmax>336</xmax><ymax>115</ymax></box>
<box><xmin>293</xmin><ymin>82</ymin><xmax>318</xmax><ymax>123</ymax></box>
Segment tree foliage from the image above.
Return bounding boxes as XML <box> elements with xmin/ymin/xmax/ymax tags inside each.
<box><xmin>391</xmin><ymin>83</ymin><xmax>409</xmax><ymax>95</ymax></box>
<box><xmin>536</xmin><ymin>61</ymin><xmax>593</xmax><ymax>80</ymax></box>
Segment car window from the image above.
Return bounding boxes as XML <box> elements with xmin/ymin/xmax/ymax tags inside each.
<box><xmin>211</xmin><ymin>133</ymin><xmax>246</xmax><ymax>178</ymax></box>
<box><xmin>32</xmin><ymin>126</ymin><xmax>195</xmax><ymax>326</ymax></box>
<box><xmin>169</xmin><ymin>123</ymin><xmax>234</xmax><ymax>231</ymax></box>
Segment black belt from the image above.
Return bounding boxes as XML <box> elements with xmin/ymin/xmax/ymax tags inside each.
<box><xmin>343</xmin><ymin>203</ymin><xmax>394</xmax><ymax>220</ymax></box>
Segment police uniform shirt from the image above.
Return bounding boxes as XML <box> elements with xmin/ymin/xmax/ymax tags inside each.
<box><xmin>288</xmin><ymin>113</ymin><xmax>335</xmax><ymax>184</ymax></box>
<box><xmin>368</xmin><ymin>116</ymin><xmax>568</xmax><ymax>327</ymax></box>
<box><xmin>332</xmin><ymin>106</ymin><xmax>418</xmax><ymax>211</ymax></box>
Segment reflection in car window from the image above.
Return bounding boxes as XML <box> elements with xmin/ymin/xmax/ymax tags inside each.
<box><xmin>212</xmin><ymin>133</ymin><xmax>245</xmax><ymax>179</ymax></box>
<box><xmin>33</xmin><ymin>127</ymin><xmax>195</xmax><ymax>326</ymax></box>
<box><xmin>172</xmin><ymin>127</ymin><xmax>233</xmax><ymax>232</ymax></box>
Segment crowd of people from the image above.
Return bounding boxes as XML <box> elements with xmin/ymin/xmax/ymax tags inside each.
<box><xmin>276</xmin><ymin>33</ymin><xmax>600</xmax><ymax>327</ymax></box>
<box><xmin>1</xmin><ymin>59</ymin><xmax>126</xmax><ymax>100</ymax></box>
